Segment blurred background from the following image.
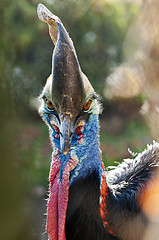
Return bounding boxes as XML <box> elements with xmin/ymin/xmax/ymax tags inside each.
<box><xmin>0</xmin><ymin>0</ymin><xmax>158</xmax><ymax>239</ymax></box>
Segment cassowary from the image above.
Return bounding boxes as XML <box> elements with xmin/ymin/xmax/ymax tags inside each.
<box><xmin>37</xmin><ymin>4</ymin><xmax>159</xmax><ymax>240</ymax></box>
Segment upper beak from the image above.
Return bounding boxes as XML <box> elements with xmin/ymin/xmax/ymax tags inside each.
<box><xmin>60</xmin><ymin>116</ymin><xmax>75</xmax><ymax>155</ymax></box>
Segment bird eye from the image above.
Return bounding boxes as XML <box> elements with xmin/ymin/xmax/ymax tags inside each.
<box><xmin>83</xmin><ymin>99</ymin><xmax>92</xmax><ymax>112</ymax></box>
<box><xmin>46</xmin><ymin>99</ymin><xmax>54</xmax><ymax>110</ymax></box>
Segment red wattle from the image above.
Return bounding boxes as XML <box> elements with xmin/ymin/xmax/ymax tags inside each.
<box><xmin>46</xmin><ymin>151</ymin><xmax>79</xmax><ymax>240</ymax></box>
<box><xmin>47</xmin><ymin>154</ymin><xmax>61</xmax><ymax>240</ymax></box>
<box><xmin>58</xmin><ymin>157</ymin><xmax>78</xmax><ymax>239</ymax></box>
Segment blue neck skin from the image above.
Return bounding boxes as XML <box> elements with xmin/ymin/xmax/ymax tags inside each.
<box><xmin>43</xmin><ymin>112</ymin><xmax>103</xmax><ymax>185</ymax></box>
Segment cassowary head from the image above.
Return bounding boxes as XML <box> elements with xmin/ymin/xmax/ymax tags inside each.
<box><xmin>38</xmin><ymin>4</ymin><xmax>101</xmax><ymax>155</ymax></box>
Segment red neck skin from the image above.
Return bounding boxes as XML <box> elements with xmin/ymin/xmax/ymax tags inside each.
<box><xmin>100</xmin><ymin>161</ymin><xmax>114</xmax><ymax>235</ymax></box>
<box><xmin>46</xmin><ymin>149</ymin><xmax>79</xmax><ymax>240</ymax></box>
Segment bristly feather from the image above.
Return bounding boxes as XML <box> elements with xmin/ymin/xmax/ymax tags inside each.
<box><xmin>104</xmin><ymin>142</ymin><xmax>159</xmax><ymax>240</ymax></box>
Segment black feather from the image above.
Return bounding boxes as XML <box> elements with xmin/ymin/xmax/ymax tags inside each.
<box><xmin>65</xmin><ymin>170</ymin><xmax>118</xmax><ymax>240</ymax></box>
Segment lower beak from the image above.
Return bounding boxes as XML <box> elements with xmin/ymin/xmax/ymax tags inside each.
<box><xmin>60</xmin><ymin>116</ymin><xmax>74</xmax><ymax>155</ymax></box>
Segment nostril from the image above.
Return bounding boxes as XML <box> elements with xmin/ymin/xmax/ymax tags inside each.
<box><xmin>60</xmin><ymin>132</ymin><xmax>73</xmax><ymax>138</ymax></box>
<box><xmin>70</xmin><ymin>132</ymin><xmax>73</xmax><ymax>138</ymax></box>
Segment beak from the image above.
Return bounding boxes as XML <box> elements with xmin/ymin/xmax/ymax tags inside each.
<box><xmin>60</xmin><ymin>116</ymin><xmax>75</xmax><ymax>155</ymax></box>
